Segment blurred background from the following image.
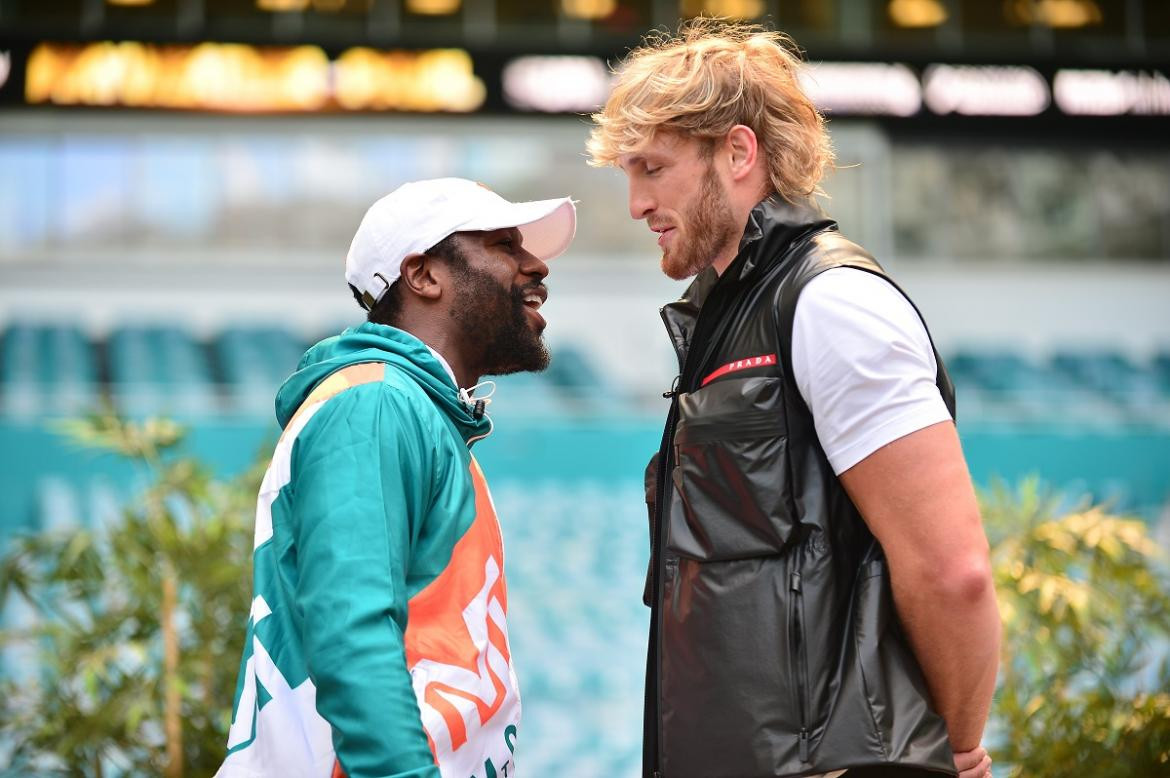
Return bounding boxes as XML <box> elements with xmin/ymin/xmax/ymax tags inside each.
<box><xmin>0</xmin><ymin>1</ymin><xmax>1168</xmax><ymax>776</ymax></box>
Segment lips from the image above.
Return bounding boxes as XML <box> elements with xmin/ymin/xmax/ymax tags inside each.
<box><xmin>650</xmin><ymin>223</ymin><xmax>675</xmax><ymax>250</ymax></box>
<box><xmin>521</xmin><ymin>286</ymin><xmax>547</xmax><ymax>330</ymax></box>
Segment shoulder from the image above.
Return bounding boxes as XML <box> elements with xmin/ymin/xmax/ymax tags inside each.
<box><xmin>794</xmin><ymin>267</ymin><xmax>928</xmax><ymax>345</ymax></box>
<box><xmin>787</xmin><ymin>229</ymin><xmax>878</xmax><ymax>281</ymax></box>
<box><xmin>790</xmin><ymin>268</ymin><xmax>949</xmax><ymax>475</ymax></box>
<box><xmin>765</xmin><ymin>227</ymin><xmax>881</xmax><ymax>312</ymax></box>
<box><xmin>291</xmin><ymin>370</ymin><xmax>438</xmax><ymax>458</ymax></box>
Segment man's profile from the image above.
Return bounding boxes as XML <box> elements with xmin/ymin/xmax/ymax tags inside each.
<box><xmin>216</xmin><ymin>178</ymin><xmax>576</xmax><ymax>778</ymax></box>
<box><xmin>589</xmin><ymin>21</ymin><xmax>1000</xmax><ymax>778</ymax></box>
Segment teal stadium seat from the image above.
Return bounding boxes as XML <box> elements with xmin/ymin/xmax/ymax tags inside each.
<box><xmin>492</xmin><ymin>480</ymin><xmax>648</xmax><ymax>777</ymax></box>
<box><xmin>0</xmin><ymin>324</ymin><xmax>97</xmax><ymax>417</ymax></box>
<box><xmin>107</xmin><ymin>325</ymin><xmax>217</xmax><ymax>417</ymax></box>
<box><xmin>36</xmin><ymin>476</ymin><xmax>82</xmax><ymax>533</ymax></box>
<box><xmin>491</xmin><ymin>342</ymin><xmax>626</xmax><ymax>418</ymax></box>
<box><xmin>1051</xmin><ymin>350</ymin><xmax>1165</xmax><ymax>420</ymax></box>
<box><xmin>1150</xmin><ymin>351</ymin><xmax>1170</xmax><ymax>396</ymax></box>
<box><xmin>542</xmin><ymin>343</ymin><xmax>622</xmax><ymax>414</ymax></box>
<box><xmin>215</xmin><ymin>326</ymin><xmax>305</xmax><ymax>415</ymax></box>
<box><xmin>947</xmin><ymin>349</ymin><xmax>1102</xmax><ymax>421</ymax></box>
<box><xmin>484</xmin><ymin>368</ymin><xmax>567</xmax><ymax>418</ymax></box>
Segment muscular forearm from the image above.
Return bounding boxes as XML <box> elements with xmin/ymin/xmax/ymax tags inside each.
<box><xmin>889</xmin><ymin>558</ymin><xmax>1001</xmax><ymax>750</ymax></box>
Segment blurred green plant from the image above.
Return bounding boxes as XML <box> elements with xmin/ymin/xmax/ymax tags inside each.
<box><xmin>0</xmin><ymin>411</ymin><xmax>263</xmax><ymax>778</ymax></box>
<box><xmin>983</xmin><ymin>479</ymin><xmax>1170</xmax><ymax>777</ymax></box>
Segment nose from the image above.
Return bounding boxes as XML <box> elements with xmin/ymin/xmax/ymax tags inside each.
<box><xmin>519</xmin><ymin>249</ymin><xmax>549</xmax><ymax>283</ymax></box>
<box><xmin>628</xmin><ymin>180</ymin><xmax>654</xmax><ymax>221</ymax></box>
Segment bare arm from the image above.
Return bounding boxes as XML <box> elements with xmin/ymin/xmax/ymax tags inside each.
<box><xmin>839</xmin><ymin>420</ymin><xmax>1000</xmax><ymax>751</ymax></box>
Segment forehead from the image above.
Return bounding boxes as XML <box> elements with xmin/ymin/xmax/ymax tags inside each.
<box><xmin>617</xmin><ymin>131</ymin><xmax>702</xmax><ymax>169</ymax></box>
<box><xmin>458</xmin><ymin>226</ymin><xmax>520</xmax><ymax>243</ymax></box>
<box><xmin>452</xmin><ymin>227</ymin><xmax>524</xmax><ymax>257</ymax></box>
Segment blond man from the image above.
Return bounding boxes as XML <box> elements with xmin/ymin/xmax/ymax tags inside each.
<box><xmin>589</xmin><ymin>22</ymin><xmax>1000</xmax><ymax>778</ymax></box>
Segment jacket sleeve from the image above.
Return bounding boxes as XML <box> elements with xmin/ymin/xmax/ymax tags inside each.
<box><xmin>289</xmin><ymin>386</ymin><xmax>439</xmax><ymax>778</ymax></box>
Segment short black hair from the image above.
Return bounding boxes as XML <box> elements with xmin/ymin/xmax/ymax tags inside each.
<box><xmin>350</xmin><ymin>233</ymin><xmax>467</xmax><ymax>328</ymax></box>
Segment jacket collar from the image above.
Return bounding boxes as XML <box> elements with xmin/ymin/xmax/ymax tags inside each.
<box><xmin>661</xmin><ymin>195</ymin><xmax>836</xmax><ymax>358</ymax></box>
<box><xmin>731</xmin><ymin>195</ymin><xmax>835</xmax><ymax>283</ymax></box>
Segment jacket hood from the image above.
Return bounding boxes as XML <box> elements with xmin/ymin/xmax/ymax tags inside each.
<box><xmin>275</xmin><ymin>322</ymin><xmax>490</xmax><ymax>445</ymax></box>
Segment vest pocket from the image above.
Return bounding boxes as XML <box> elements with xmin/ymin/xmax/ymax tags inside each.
<box><xmin>659</xmin><ymin>554</ymin><xmax>806</xmax><ymax>776</ymax></box>
<box><xmin>669</xmin><ymin>407</ymin><xmax>792</xmax><ymax>561</ymax></box>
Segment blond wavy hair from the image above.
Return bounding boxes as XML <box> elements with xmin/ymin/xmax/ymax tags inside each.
<box><xmin>587</xmin><ymin>19</ymin><xmax>834</xmax><ymax>203</ymax></box>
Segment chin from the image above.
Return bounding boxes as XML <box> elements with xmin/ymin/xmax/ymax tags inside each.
<box><xmin>485</xmin><ymin>342</ymin><xmax>550</xmax><ymax>376</ymax></box>
<box><xmin>661</xmin><ymin>252</ymin><xmax>700</xmax><ymax>281</ymax></box>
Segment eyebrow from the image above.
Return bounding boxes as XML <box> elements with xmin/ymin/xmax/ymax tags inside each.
<box><xmin>486</xmin><ymin>227</ymin><xmax>522</xmax><ymax>244</ymax></box>
<box><xmin>614</xmin><ymin>154</ymin><xmax>635</xmax><ymax>171</ymax></box>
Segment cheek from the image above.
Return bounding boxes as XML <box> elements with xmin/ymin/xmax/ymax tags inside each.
<box><xmin>663</xmin><ymin>170</ymin><xmax>699</xmax><ymax>209</ymax></box>
<box><xmin>482</xmin><ymin>262</ymin><xmax>519</xmax><ymax>291</ymax></box>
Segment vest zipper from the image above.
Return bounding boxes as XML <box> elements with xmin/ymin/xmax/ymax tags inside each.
<box><xmin>648</xmin><ymin>396</ymin><xmax>678</xmax><ymax>777</ymax></box>
<box><xmin>789</xmin><ymin>545</ymin><xmax>811</xmax><ymax>763</ymax></box>
<box><xmin>649</xmin><ymin>278</ymin><xmax>737</xmax><ymax>776</ymax></box>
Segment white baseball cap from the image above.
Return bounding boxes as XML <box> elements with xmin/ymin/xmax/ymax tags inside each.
<box><xmin>346</xmin><ymin>177</ymin><xmax>577</xmax><ymax>310</ymax></box>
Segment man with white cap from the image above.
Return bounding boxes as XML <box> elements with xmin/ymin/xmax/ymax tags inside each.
<box><xmin>217</xmin><ymin>178</ymin><xmax>576</xmax><ymax>778</ymax></box>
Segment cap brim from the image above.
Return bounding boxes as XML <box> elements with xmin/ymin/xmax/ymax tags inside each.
<box><xmin>461</xmin><ymin>197</ymin><xmax>577</xmax><ymax>261</ymax></box>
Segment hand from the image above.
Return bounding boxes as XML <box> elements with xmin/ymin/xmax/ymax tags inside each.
<box><xmin>954</xmin><ymin>745</ymin><xmax>992</xmax><ymax>778</ymax></box>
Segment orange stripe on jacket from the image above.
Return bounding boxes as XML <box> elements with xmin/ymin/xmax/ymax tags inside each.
<box><xmin>406</xmin><ymin>458</ymin><xmax>513</xmax><ymax>755</ymax></box>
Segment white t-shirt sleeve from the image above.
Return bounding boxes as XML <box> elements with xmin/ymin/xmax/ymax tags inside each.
<box><xmin>791</xmin><ymin>267</ymin><xmax>952</xmax><ymax>476</ymax></box>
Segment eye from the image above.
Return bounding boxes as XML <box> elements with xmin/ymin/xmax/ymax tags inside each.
<box><xmin>644</xmin><ymin>165</ymin><xmax>662</xmax><ymax>176</ymax></box>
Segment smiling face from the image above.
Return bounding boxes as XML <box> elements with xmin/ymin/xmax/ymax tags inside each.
<box><xmin>446</xmin><ymin>227</ymin><xmax>551</xmax><ymax>376</ymax></box>
<box><xmin>618</xmin><ymin>131</ymin><xmax>740</xmax><ymax>280</ymax></box>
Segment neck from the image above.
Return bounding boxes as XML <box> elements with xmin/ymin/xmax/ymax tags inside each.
<box><xmin>400</xmin><ymin>320</ymin><xmax>480</xmax><ymax>388</ymax></box>
<box><xmin>710</xmin><ymin>242</ymin><xmax>740</xmax><ymax>276</ymax></box>
<box><xmin>434</xmin><ymin>339</ymin><xmax>481</xmax><ymax>389</ymax></box>
<box><xmin>711</xmin><ymin>187</ymin><xmax>772</xmax><ymax>276</ymax></box>
<box><xmin>710</xmin><ymin>210</ymin><xmax>752</xmax><ymax>276</ymax></box>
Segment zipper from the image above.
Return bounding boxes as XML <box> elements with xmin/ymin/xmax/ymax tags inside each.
<box><xmin>789</xmin><ymin>544</ymin><xmax>811</xmax><ymax>763</ymax></box>
<box><xmin>646</xmin><ymin>306</ymin><xmax>683</xmax><ymax>776</ymax></box>
<box><xmin>648</xmin><ymin>275</ymin><xmax>738</xmax><ymax>776</ymax></box>
<box><xmin>646</xmin><ymin>396</ymin><xmax>678</xmax><ymax>776</ymax></box>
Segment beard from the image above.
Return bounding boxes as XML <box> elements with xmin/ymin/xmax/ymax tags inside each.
<box><xmin>660</xmin><ymin>162</ymin><xmax>739</xmax><ymax>281</ymax></box>
<box><xmin>450</xmin><ymin>265</ymin><xmax>550</xmax><ymax>377</ymax></box>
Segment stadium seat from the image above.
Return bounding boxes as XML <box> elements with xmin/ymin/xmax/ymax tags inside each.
<box><xmin>215</xmin><ymin>326</ymin><xmax>305</xmax><ymax>414</ymax></box>
<box><xmin>107</xmin><ymin>325</ymin><xmax>217</xmax><ymax>416</ymax></box>
<box><xmin>1152</xmin><ymin>351</ymin><xmax>1170</xmax><ymax>395</ymax></box>
<box><xmin>36</xmin><ymin>477</ymin><xmax>82</xmax><ymax>533</ymax></box>
<box><xmin>946</xmin><ymin>349</ymin><xmax>1098</xmax><ymax>421</ymax></box>
<box><xmin>1051</xmin><ymin>350</ymin><xmax>1165</xmax><ymax>418</ymax></box>
<box><xmin>543</xmin><ymin>343</ymin><xmax>613</xmax><ymax>411</ymax></box>
<box><xmin>0</xmin><ymin>324</ymin><xmax>97</xmax><ymax>417</ymax></box>
<box><xmin>486</xmin><ymin>370</ymin><xmax>568</xmax><ymax>418</ymax></box>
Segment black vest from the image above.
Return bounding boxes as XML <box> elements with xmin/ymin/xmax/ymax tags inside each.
<box><xmin>643</xmin><ymin>197</ymin><xmax>957</xmax><ymax>778</ymax></box>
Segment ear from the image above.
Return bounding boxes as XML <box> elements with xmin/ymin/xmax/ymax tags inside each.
<box><xmin>398</xmin><ymin>253</ymin><xmax>443</xmax><ymax>301</ymax></box>
<box><xmin>725</xmin><ymin>125</ymin><xmax>759</xmax><ymax>183</ymax></box>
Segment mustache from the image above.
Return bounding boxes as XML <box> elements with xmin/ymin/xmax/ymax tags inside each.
<box><xmin>512</xmin><ymin>281</ymin><xmax>547</xmax><ymax>300</ymax></box>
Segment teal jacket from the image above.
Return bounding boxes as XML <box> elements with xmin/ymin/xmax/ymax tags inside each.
<box><xmin>217</xmin><ymin>323</ymin><xmax>521</xmax><ymax>778</ymax></box>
